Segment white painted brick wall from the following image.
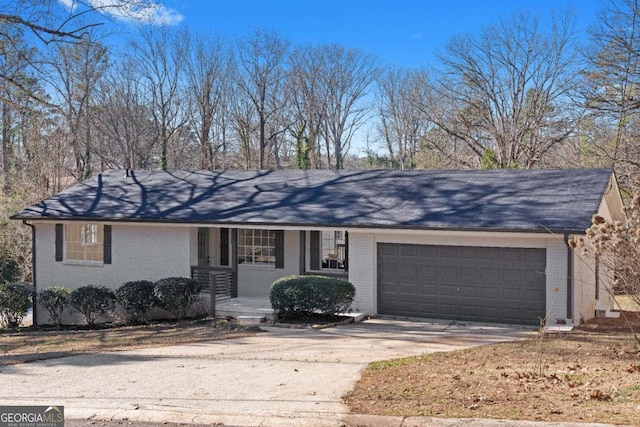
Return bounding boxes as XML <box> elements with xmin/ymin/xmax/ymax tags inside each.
<box><xmin>573</xmin><ymin>250</ymin><xmax>596</xmax><ymax>323</ymax></box>
<box><xmin>32</xmin><ymin>220</ymin><xmax>592</xmax><ymax>326</ymax></box>
<box><xmin>347</xmin><ymin>232</ymin><xmax>376</xmax><ymax>314</ymax></box>
<box><xmin>34</xmin><ymin>222</ymin><xmax>190</xmax><ymax>324</ymax></box>
<box><xmin>237</xmin><ymin>230</ymin><xmax>300</xmax><ymax>297</ymax></box>
<box><xmin>545</xmin><ymin>238</ymin><xmax>569</xmax><ymax>325</ymax></box>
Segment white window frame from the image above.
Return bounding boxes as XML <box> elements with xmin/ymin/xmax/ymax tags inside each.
<box><xmin>65</xmin><ymin>223</ymin><xmax>103</xmax><ymax>264</ymax></box>
<box><xmin>321</xmin><ymin>230</ymin><xmax>346</xmax><ymax>271</ymax></box>
<box><xmin>238</xmin><ymin>229</ymin><xmax>276</xmax><ymax>267</ymax></box>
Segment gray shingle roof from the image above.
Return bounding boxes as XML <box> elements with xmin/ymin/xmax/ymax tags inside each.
<box><xmin>11</xmin><ymin>168</ymin><xmax>613</xmax><ymax>233</ymax></box>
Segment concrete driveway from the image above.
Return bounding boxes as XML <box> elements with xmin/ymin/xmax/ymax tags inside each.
<box><xmin>0</xmin><ymin>318</ymin><xmax>533</xmax><ymax>426</ymax></box>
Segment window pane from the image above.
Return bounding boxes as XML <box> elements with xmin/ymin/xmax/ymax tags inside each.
<box><xmin>320</xmin><ymin>229</ymin><xmax>345</xmax><ymax>270</ymax></box>
<box><xmin>237</xmin><ymin>229</ymin><xmax>275</xmax><ymax>267</ymax></box>
<box><xmin>65</xmin><ymin>223</ymin><xmax>103</xmax><ymax>262</ymax></box>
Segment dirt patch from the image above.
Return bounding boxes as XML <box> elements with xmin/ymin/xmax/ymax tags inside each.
<box><xmin>0</xmin><ymin>319</ymin><xmax>259</xmax><ymax>366</ymax></box>
<box><xmin>275</xmin><ymin>313</ymin><xmax>352</xmax><ymax>328</ymax></box>
<box><xmin>575</xmin><ymin>310</ymin><xmax>640</xmax><ymax>334</ymax></box>
<box><xmin>345</xmin><ymin>316</ymin><xmax>640</xmax><ymax>425</ymax></box>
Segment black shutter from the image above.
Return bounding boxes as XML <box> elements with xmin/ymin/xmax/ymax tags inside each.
<box><xmin>344</xmin><ymin>231</ymin><xmax>349</xmax><ymax>272</ymax></box>
<box><xmin>310</xmin><ymin>230</ymin><xmax>320</xmax><ymax>270</ymax></box>
<box><xmin>103</xmin><ymin>225</ymin><xmax>112</xmax><ymax>264</ymax></box>
<box><xmin>55</xmin><ymin>223</ymin><xmax>63</xmax><ymax>262</ymax></box>
<box><xmin>220</xmin><ymin>228</ymin><xmax>229</xmax><ymax>266</ymax></box>
<box><xmin>299</xmin><ymin>231</ymin><xmax>306</xmax><ymax>274</ymax></box>
<box><xmin>274</xmin><ymin>230</ymin><xmax>285</xmax><ymax>269</ymax></box>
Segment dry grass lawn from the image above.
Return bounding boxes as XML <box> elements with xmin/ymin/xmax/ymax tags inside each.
<box><xmin>345</xmin><ymin>311</ymin><xmax>640</xmax><ymax>425</ymax></box>
<box><xmin>0</xmin><ymin>320</ymin><xmax>258</xmax><ymax>366</ymax></box>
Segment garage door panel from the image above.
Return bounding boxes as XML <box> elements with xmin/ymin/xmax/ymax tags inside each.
<box><xmin>418</xmin><ymin>264</ymin><xmax>437</xmax><ymax>276</ymax></box>
<box><xmin>378</xmin><ymin>243</ymin><xmax>546</xmax><ymax>325</ymax></box>
<box><xmin>399</xmin><ymin>283</ymin><xmax>418</xmax><ymax>295</ymax></box>
<box><xmin>399</xmin><ymin>245</ymin><xmax>417</xmax><ymax>257</ymax></box>
<box><xmin>481</xmin><ymin>287</ymin><xmax>499</xmax><ymax>298</ymax></box>
<box><xmin>502</xmin><ymin>269</ymin><xmax>523</xmax><ymax>282</ymax></box>
<box><xmin>417</xmin><ymin>283</ymin><xmax>437</xmax><ymax>294</ymax></box>
<box><xmin>525</xmin><ymin>270</ymin><xmax>545</xmax><ymax>282</ymax></box>
<box><xmin>459</xmin><ymin>286</ymin><xmax>479</xmax><ymax>297</ymax></box>
<box><xmin>420</xmin><ymin>246</ymin><xmax>438</xmax><ymax>257</ymax></box>
<box><xmin>439</xmin><ymin>265</ymin><xmax>458</xmax><ymax>278</ymax></box>
<box><xmin>524</xmin><ymin>289</ymin><xmax>545</xmax><ymax>301</ymax></box>
<box><xmin>481</xmin><ymin>268</ymin><xmax>500</xmax><ymax>281</ymax></box>
<box><xmin>459</xmin><ymin>266</ymin><xmax>478</xmax><ymax>279</ymax></box>
<box><xmin>524</xmin><ymin>249</ymin><xmax>546</xmax><ymax>262</ymax></box>
<box><xmin>502</xmin><ymin>249</ymin><xmax>523</xmax><ymax>261</ymax></box>
<box><xmin>440</xmin><ymin>246</ymin><xmax>460</xmax><ymax>258</ymax></box>
<box><xmin>503</xmin><ymin>288</ymin><xmax>523</xmax><ymax>300</ymax></box>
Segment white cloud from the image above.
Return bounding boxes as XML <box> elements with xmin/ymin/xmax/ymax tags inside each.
<box><xmin>411</xmin><ymin>32</ymin><xmax>424</xmax><ymax>40</ymax></box>
<box><xmin>59</xmin><ymin>0</ymin><xmax>183</xmax><ymax>25</ymax></box>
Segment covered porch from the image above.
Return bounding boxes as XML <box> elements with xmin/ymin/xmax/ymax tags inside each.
<box><xmin>189</xmin><ymin>226</ymin><xmax>349</xmax><ymax>319</ymax></box>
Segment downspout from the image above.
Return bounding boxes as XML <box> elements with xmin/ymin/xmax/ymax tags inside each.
<box><xmin>23</xmin><ymin>220</ymin><xmax>36</xmax><ymax>326</ymax></box>
<box><xmin>563</xmin><ymin>233</ymin><xmax>573</xmax><ymax>322</ymax></box>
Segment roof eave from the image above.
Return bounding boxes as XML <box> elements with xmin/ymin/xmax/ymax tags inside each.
<box><xmin>11</xmin><ymin>215</ymin><xmax>588</xmax><ymax>235</ymax></box>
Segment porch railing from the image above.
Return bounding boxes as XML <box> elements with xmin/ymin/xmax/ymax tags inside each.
<box><xmin>191</xmin><ymin>266</ymin><xmax>237</xmax><ymax>305</ymax></box>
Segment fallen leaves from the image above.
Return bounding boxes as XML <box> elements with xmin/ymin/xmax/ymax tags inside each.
<box><xmin>345</xmin><ymin>333</ymin><xmax>640</xmax><ymax>425</ymax></box>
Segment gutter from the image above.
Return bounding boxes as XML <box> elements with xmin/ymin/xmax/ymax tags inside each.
<box><xmin>22</xmin><ymin>220</ymin><xmax>37</xmax><ymax>326</ymax></box>
<box><xmin>563</xmin><ymin>233</ymin><xmax>573</xmax><ymax>321</ymax></box>
<box><xmin>7</xmin><ymin>216</ymin><xmax>585</xmax><ymax>236</ymax></box>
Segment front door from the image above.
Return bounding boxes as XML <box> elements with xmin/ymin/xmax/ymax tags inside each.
<box><xmin>197</xmin><ymin>227</ymin><xmax>210</xmax><ymax>267</ymax></box>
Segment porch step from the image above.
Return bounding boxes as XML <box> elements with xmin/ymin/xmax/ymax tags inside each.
<box><xmin>236</xmin><ymin>315</ymin><xmax>266</xmax><ymax>324</ymax></box>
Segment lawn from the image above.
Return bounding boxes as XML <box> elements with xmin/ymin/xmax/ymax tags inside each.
<box><xmin>345</xmin><ymin>310</ymin><xmax>640</xmax><ymax>425</ymax></box>
<box><xmin>0</xmin><ymin>319</ymin><xmax>259</xmax><ymax>366</ymax></box>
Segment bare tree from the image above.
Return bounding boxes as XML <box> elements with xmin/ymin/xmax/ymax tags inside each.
<box><xmin>582</xmin><ymin>0</ymin><xmax>640</xmax><ymax>186</ymax></box>
<box><xmin>288</xmin><ymin>45</ymin><xmax>330</xmax><ymax>169</ymax></box>
<box><xmin>375</xmin><ymin>67</ymin><xmax>427</xmax><ymax>169</ymax></box>
<box><xmin>229</xmin><ymin>81</ymin><xmax>258</xmax><ymax>170</ymax></box>
<box><xmin>46</xmin><ymin>34</ymin><xmax>108</xmax><ymax>180</ymax></box>
<box><xmin>320</xmin><ymin>44</ymin><xmax>378</xmax><ymax>169</ymax></box>
<box><xmin>235</xmin><ymin>29</ymin><xmax>289</xmax><ymax>169</ymax></box>
<box><xmin>415</xmin><ymin>11</ymin><xmax>581</xmax><ymax>169</ymax></box>
<box><xmin>184</xmin><ymin>31</ymin><xmax>230</xmax><ymax>170</ymax></box>
<box><xmin>0</xmin><ymin>0</ymin><xmax>179</xmax><ymax>104</ymax></box>
<box><xmin>93</xmin><ymin>58</ymin><xmax>155</xmax><ymax>169</ymax></box>
<box><xmin>130</xmin><ymin>26</ymin><xmax>187</xmax><ymax>170</ymax></box>
<box><xmin>0</xmin><ymin>24</ymin><xmax>39</xmax><ymax>193</ymax></box>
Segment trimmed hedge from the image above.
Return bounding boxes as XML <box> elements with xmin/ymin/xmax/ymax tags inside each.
<box><xmin>270</xmin><ymin>275</ymin><xmax>355</xmax><ymax>318</ymax></box>
<box><xmin>154</xmin><ymin>277</ymin><xmax>202</xmax><ymax>320</ymax></box>
<box><xmin>39</xmin><ymin>286</ymin><xmax>73</xmax><ymax>327</ymax></box>
<box><xmin>0</xmin><ymin>282</ymin><xmax>33</xmax><ymax>328</ymax></box>
<box><xmin>116</xmin><ymin>280</ymin><xmax>157</xmax><ymax>324</ymax></box>
<box><xmin>70</xmin><ymin>285</ymin><xmax>116</xmax><ymax>325</ymax></box>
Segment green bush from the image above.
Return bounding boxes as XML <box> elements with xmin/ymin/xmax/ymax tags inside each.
<box><xmin>39</xmin><ymin>286</ymin><xmax>73</xmax><ymax>327</ymax></box>
<box><xmin>153</xmin><ymin>277</ymin><xmax>202</xmax><ymax>320</ymax></box>
<box><xmin>0</xmin><ymin>282</ymin><xmax>34</xmax><ymax>328</ymax></box>
<box><xmin>116</xmin><ymin>280</ymin><xmax>157</xmax><ymax>323</ymax></box>
<box><xmin>0</xmin><ymin>258</ymin><xmax>20</xmax><ymax>283</ymax></box>
<box><xmin>270</xmin><ymin>275</ymin><xmax>355</xmax><ymax>319</ymax></box>
<box><xmin>70</xmin><ymin>285</ymin><xmax>116</xmax><ymax>325</ymax></box>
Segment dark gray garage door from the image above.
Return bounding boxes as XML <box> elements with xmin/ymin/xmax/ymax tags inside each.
<box><xmin>378</xmin><ymin>244</ymin><xmax>546</xmax><ymax>325</ymax></box>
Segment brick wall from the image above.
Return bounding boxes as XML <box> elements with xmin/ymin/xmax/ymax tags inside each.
<box><xmin>237</xmin><ymin>230</ymin><xmax>300</xmax><ymax>297</ymax></box>
<box><xmin>34</xmin><ymin>221</ymin><xmax>190</xmax><ymax>324</ymax></box>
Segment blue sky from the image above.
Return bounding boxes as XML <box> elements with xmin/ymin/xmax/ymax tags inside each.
<box><xmin>168</xmin><ymin>0</ymin><xmax>601</xmax><ymax>68</ymax></box>
<box><xmin>66</xmin><ymin>0</ymin><xmax>606</xmax><ymax>69</ymax></box>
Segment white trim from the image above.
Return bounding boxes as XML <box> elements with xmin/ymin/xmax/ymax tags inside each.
<box><xmin>62</xmin><ymin>260</ymin><xmax>104</xmax><ymax>267</ymax></box>
<box><xmin>30</xmin><ymin>220</ymin><xmax>566</xmax><ymax>240</ymax></box>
